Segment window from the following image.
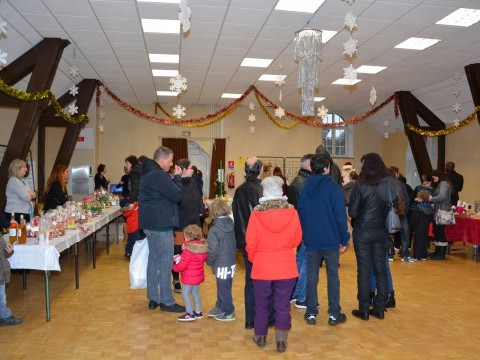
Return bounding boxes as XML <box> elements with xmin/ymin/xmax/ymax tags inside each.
<box><xmin>321</xmin><ymin>113</ymin><xmax>353</xmax><ymax>157</ymax></box>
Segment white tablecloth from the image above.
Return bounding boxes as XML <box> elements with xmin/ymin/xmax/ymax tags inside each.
<box><xmin>6</xmin><ymin>206</ymin><xmax>122</xmax><ymax>271</ymax></box>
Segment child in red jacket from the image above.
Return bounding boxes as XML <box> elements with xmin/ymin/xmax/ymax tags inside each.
<box><xmin>172</xmin><ymin>224</ymin><xmax>208</xmax><ymax>321</ymax></box>
<box><xmin>122</xmin><ymin>201</ymin><xmax>145</xmax><ymax>260</ymax></box>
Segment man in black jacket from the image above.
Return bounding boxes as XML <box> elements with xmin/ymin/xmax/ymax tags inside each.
<box><xmin>232</xmin><ymin>156</ymin><xmax>263</xmax><ymax>329</ymax></box>
<box><xmin>445</xmin><ymin>161</ymin><xmax>464</xmax><ymax>206</ymax></box>
<box><xmin>139</xmin><ymin>147</ymin><xmax>185</xmax><ymax>313</ymax></box>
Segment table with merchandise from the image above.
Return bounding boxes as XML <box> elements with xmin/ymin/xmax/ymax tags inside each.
<box><xmin>444</xmin><ymin>215</ymin><xmax>480</xmax><ymax>262</ymax></box>
<box><xmin>5</xmin><ymin>205</ymin><xmax>122</xmax><ymax>321</ymax></box>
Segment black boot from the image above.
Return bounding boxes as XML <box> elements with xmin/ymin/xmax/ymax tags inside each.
<box><xmin>385</xmin><ymin>291</ymin><xmax>396</xmax><ymax>308</ymax></box>
<box><xmin>431</xmin><ymin>246</ymin><xmax>446</xmax><ymax>260</ymax></box>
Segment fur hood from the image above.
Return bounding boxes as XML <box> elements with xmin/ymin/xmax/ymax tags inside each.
<box><xmin>184</xmin><ymin>239</ymin><xmax>208</xmax><ymax>254</ymax></box>
<box><xmin>254</xmin><ymin>199</ymin><xmax>293</xmax><ymax>212</ymax></box>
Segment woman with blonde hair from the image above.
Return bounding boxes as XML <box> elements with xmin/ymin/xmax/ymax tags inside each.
<box><xmin>5</xmin><ymin>159</ymin><xmax>36</xmax><ymax>223</ymax></box>
<box><xmin>43</xmin><ymin>164</ymin><xmax>69</xmax><ymax>212</ymax></box>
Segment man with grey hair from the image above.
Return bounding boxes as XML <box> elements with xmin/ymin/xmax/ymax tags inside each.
<box><xmin>139</xmin><ymin>146</ymin><xmax>185</xmax><ymax>313</ymax></box>
<box><xmin>287</xmin><ymin>154</ymin><xmax>314</xmax><ymax>309</ymax></box>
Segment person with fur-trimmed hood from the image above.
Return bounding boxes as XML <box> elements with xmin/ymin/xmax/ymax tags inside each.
<box><xmin>246</xmin><ymin>176</ymin><xmax>302</xmax><ymax>353</ymax></box>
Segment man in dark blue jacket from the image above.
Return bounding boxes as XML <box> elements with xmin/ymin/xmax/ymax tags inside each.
<box><xmin>298</xmin><ymin>154</ymin><xmax>349</xmax><ymax>326</ymax></box>
<box><xmin>139</xmin><ymin>146</ymin><xmax>185</xmax><ymax>313</ymax></box>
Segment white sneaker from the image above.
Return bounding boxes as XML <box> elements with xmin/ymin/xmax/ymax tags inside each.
<box><xmin>401</xmin><ymin>256</ymin><xmax>417</xmax><ymax>263</ymax></box>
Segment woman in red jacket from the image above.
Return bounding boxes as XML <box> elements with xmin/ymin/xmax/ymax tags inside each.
<box><xmin>172</xmin><ymin>224</ymin><xmax>208</xmax><ymax>322</ymax></box>
<box><xmin>246</xmin><ymin>176</ymin><xmax>302</xmax><ymax>353</ymax></box>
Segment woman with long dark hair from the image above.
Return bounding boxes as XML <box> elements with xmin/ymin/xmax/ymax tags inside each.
<box><xmin>43</xmin><ymin>164</ymin><xmax>69</xmax><ymax>212</ymax></box>
<box><xmin>348</xmin><ymin>153</ymin><xmax>395</xmax><ymax>321</ymax></box>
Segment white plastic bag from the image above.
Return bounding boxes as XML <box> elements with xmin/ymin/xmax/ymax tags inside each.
<box><xmin>129</xmin><ymin>238</ymin><xmax>148</xmax><ymax>289</ymax></box>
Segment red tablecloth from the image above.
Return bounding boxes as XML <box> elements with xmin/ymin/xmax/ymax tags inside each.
<box><xmin>445</xmin><ymin>216</ymin><xmax>480</xmax><ymax>245</ymax></box>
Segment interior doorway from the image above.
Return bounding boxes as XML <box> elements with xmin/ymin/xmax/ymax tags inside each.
<box><xmin>187</xmin><ymin>141</ymin><xmax>210</xmax><ymax>198</ymax></box>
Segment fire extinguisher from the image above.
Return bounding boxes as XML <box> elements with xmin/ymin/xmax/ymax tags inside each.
<box><xmin>227</xmin><ymin>172</ymin><xmax>235</xmax><ymax>188</ymax></box>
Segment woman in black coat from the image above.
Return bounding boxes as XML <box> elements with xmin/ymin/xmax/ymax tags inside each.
<box><xmin>348</xmin><ymin>153</ymin><xmax>396</xmax><ymax>321</ymax></box>
<box><xmin>43</xmin><ymin>164</ymin><xmax>70</xmax><ymax>212</ymax></box>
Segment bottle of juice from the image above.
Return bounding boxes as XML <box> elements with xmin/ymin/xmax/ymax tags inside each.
<box><xmin>18</xmin><ymin>214</ymin><xmax>27</xmax><ymax>244</ymax></box>
<box><xmin>8</xmin><ymin>213</ymin><xmax>18</xmax><ymax>244</ymax></box>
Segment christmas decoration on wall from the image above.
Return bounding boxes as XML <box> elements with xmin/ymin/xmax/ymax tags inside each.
<box><xmin>248</xmin><ymin>102</ymin><xmax>256</xmax><ymax>123</ymax></box>
<box><xmin>342</xmin><ymin>0</ymin><xmax>358</xmax><ymax>85</ymax></box>
<box><xmin>294</xmin><ymin>28</ymin><xmax>322</xmax><ymax>116</ymax></box>
<box><xmin>179</xmin><ymin>0</ymin><xmax>191</xmax><ymax>34</ymax></box>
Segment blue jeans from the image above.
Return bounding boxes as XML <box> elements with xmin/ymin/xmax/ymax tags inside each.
<box><xmin>216</xmin><ymin>277</ymin><xmax>235</xmax><ymax>315</ymax></box>
<box><xmin>0</xmin><ymin>284</ymin><xmax>12</xmax><ymax>319</ymax></box>
<box><xmin>182</xmin><ymin>284</ymin><xmax>201</xmax><ymax>314</ymax></box>
<box><xmin>292</xmin><ymin>244</ymin><xmax>306</xmax><ymax>302</ymax></box>
<box><xmin>370</xmin><ymin>254</ymin><xmax>394</xmax><ymax>294</ymax></box>
<box><xmin>306</xmin><ymin>249</ymin><xmax>341</xmax><ymax>317</ymax></box>
<box><xmin>145</xmin><ymin>230</ymin><xmax>176</xmax><ymax>306</ymax></box>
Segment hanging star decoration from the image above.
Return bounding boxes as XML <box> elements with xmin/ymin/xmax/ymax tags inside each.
<box><xmin>383</xmin><ymin>119</ymin><xmax>389</xmax><ymax>127</ymax></box>
<box><xmin>249</xmin><ymin>102</ymin><xmax>255</xmax><ymax>111</ymax></box>
<box><xmin>343</xmin><ymin>64</ymin><xmax>357</xmax><ymax>81</ymax></box>
<box><xmin>173</xmin><ymin>104</ymin><xmax>186</xmax><ymax>119</ymax></box>
<box><xmin>370</xmin><ymin>86</ymin><xmax>377</xmax><ymax>107</ymax></box>
<box><xmin>342</xmin><ymin>0</ymin><xmax>355</xmax><ymax>5</ymax></box>
<box><xmin>317</xmin><ymin>105</ymin><xmax>329</xmax><ymax>119</ymax></box>
<box><xmin>0</xmin><ymin>20</ymin><xmax>8</xmax><ymax>39</ymax></box>
<box><xmin>275</xmin><ymin>74</ymin><xmax>286</xmax><ymax>87</ymax></box>
<box><xmin>344</xmin><ymin>11</ymin><xmax>357</xmax><ymax>32</ymax></box>
<box><xmin>248</xmin><ymin>125</ymin><xmax>256</xmax><ymax>134</ymax></box>
<box><xmin>384</xmin><ymin>132</ymin><xmax>389</xmax><ymax>139</ymax></box>
<box><xmin>98</xmin><ymin>110</ymin><xmax>106</xmax><ymax>120</ymax></box>
<box><xmin>274</xmin><ymin>106</ymin><xmax>286</xmax><ymax>119</ymax></box>
<box><xmin>67</xmin><ymin>103</ymin><xmax>78</xmax><ymax>115</ymax></box>
<box><xmin>248</xmin><ymin>113</ymin><xmax>256</xmax><ymax>123</ymax></box>
<box><xmin>453</xmin><ymin>118</ymin><xmax>460</xmax><ymax>127</ymax></box>
<box><xmin>179</xmin><ymin>0</ymin><xmax>192</xmax><ymax>33</ymax></box>
<box><xmin>0</xmin><ymin>50</ymin><xmax>7</xmax><ymax>66</ymax></box>
<box><xmin>452</xmin><ymin>90</ymin><xmax>461</xmax><ymax>97</ymax></box>
<box><xmin>69</xmin><ymin>85</ymin><xmax>79</xmax><ymax>97</ymax></box>
<box><xmin>343</xmin><ymin>37</ymin><xmax>358</xmax><ymax>57</ymax></box>
<box><xmin>452</xmin><ymin>102</ymin><xmax>462</xmax><ymax>113</ymax></box>
<box><xmin>98</xmin><ymin>124</ymin><xmax>105</xmax><ymax>134</ymax></box>
<box><xmin>68</xmin><ymin>66</ymin><xmax>80</xmax><ymax>79</ymax></box>
<box><xmin>169</xmin><ymin>74</ymin><xmax>188</xmax><ymax>93</ymax></box>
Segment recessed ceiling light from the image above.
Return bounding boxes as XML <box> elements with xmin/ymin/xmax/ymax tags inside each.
<box><xmin>157</xmin><ymin>90</ymin><xmax>178</xmax><ymax>96</ymax></box>
<box><xmin>321</xmin><ymin>30</ymin><xmax>337</xmax><ymax>43</ymax></box>
<box><xmin>241</xmin><ymin>58</ymin><xmax>273</xmax><ymax>68</ymax></box>
<box><xmin>275</xmin><ymin>0</ymin><xmax>326</xmax><ymax>13</ymax></box>
<box><xmin>314</xmin><ymin>97</ymin><xmax>326</xmax><ymax>102</ymax></box>
<box><xmin>394</xmin><ymin>37</ymin><xmax>440</xmax><ymax>50</ymax></box>
<box><xmin>138</xmin><ymin>0</ymin><xmax>179</xmax><ymax>3</ymax></box>
<box><xmin>436</xmin><ymin>8</ymin><xmax>480</xmax><ymax>27</ymax></box>
<box><xmin>356</xmin><ymin>65</ymin><xmax>387</xmax><ymax>74</ymax></box>
<box><xmin>332</xmin><ymin>78</ymin><xmax>362</xmax><ymax>85</ymax></box>
<box><xmin>221</xmin><ymin>93</ymin><xmax>242</xmax><ymax>99</ymax></box>
<box><xmin>259</xmin><ymin>74</ymin><xmax>285</xmax><ymax>81</ymax></box>
<box><xmin>152</xmin><ymin>69</ymin><xmax>179</xmax><ymax>77</ymax></box>
<box><xmin>141</xmin><ymin>19</ymin><xmax>180</xmax><ymax>34</ymax></box>
<box><xmin>149</xmin><ymin>53</ymin><xmax>179</xmax><ymax>63</ymax></box>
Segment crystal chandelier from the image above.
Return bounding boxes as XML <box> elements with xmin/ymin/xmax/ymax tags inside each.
<box><xmin>294</xmin><ymin>29</ymin><xmax>322</xmax><ymax>116</ymax></box>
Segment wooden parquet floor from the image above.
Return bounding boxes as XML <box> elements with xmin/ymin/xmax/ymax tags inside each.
<box><xmin>1</xmin><ymin>233</ymin><xmax>480</xmax><ymax>359</ymax></box>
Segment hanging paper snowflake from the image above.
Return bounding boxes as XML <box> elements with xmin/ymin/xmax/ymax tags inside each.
<box><xmin>98</xmin><ymin>110</ymin><xmax>106</xmax><ymax>120</ymax></box>
<box><xmin>68</xmin><ymin>66</ymin><xmax>80</xmax><ymax>79</ymax></box>
<box><xmin>248</xmin><ymin>125</ymin><xmax>256</xmax><ymax>134</ymax></box>
<box><xmin>249</xmin><ymin>102</ymin><xmax>255</xmax><ymax>111</ymax></box>
<box><xmin>342</xmin><ymin>0</ymin><xmax>355</xmax><ymax>5</ymax></box>
<box><xmin>179</xmin><ymin>0</ymin><xmax>192</xmax><ymax>33</ymax></box>
<box><xmin>169</xmin><ymin>74</ymin><xmax>188</xmax><ymax>93</ymax></box>
<box><xmin>317</xmin><ymin>105</ymin><xmax>329</xmax><ymax>119</ymax></box>
<box><xmin>384</xmin><ymin>132</ymin><xmax>389</xmax><ymax>139</ymax></box>
<box><xmin>173</xmin><ymin>104</ymin><xmax>186</xmax><ymax>119</ymax></box>
<box><xmin>344</xmin><ymin>11</ymin><xmax>357</xmax><ymax>32</ymax></box>
<box><xmin>275</xmin><ymin>74</ymin><xmax>286</xmax><ymax>87</ymax></box>
<box><xmin>343</xmin><ymin>37</ymin><xmax>358</xmax><ymax>57</ymax></box>
<box><xmin>248</xmin><ymin>113</ymin><xmax>256</xmax><ymax>123</ymax></box>
<box><xmin>0</xmin><ymin>21</ymin><xmax>8</xmax><ymax>38</ymax></box>
<box><xmin>343</xmin><ymin>64</ymin><xmax>357</xmax><ymax>81</ymax></box>
<box><xmin>452</xmin><ymin>90</ymin><xmax>461</xmax><ymax>97</ymax></box>
<box><xmin>275</xmin><ymin>106</ymin><xmax>286</xmax><ymax>119</ymax></box>
<box><xmin>453</xmin><ymin>118</ymin><xmax>460</xmax><ymax>127</ymax></box>
<box><xmin>0</xmin><ymin>50</ymin><xmax>8</xmax><ymax>66</ymax></box>
<box><xmin>98</xmin><ymin>124</ymin><xmax>105</xmax><ymax>134</ymax></box>
<box><xmin>67</xmin><ymin>103</ymin><xmax>78</xmax><ymax>115</ymax></box>
<box><xmin>69</xmin><ymin>85</ymin><xmax>79</xmax><ymax>97</ymax></box>
<box><xmin>452</xmin><ymin>102</ymin><xmax>462</xmax><ymax>113</ymax></box>
<box><xmin>383</xmin><ymin>119</ymin><xmax>389</xmax><ymax>127</ymax></box>
<box><xmin>370</xmin><ymin>86</ymin><xmax>377</xmax><ymax>107</ymax></box>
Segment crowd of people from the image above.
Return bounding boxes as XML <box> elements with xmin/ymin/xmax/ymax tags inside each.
<box><xmin>0</xmin><ymin>148</ymin><xmax>464</xmax><ymax>350</ymax></box>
